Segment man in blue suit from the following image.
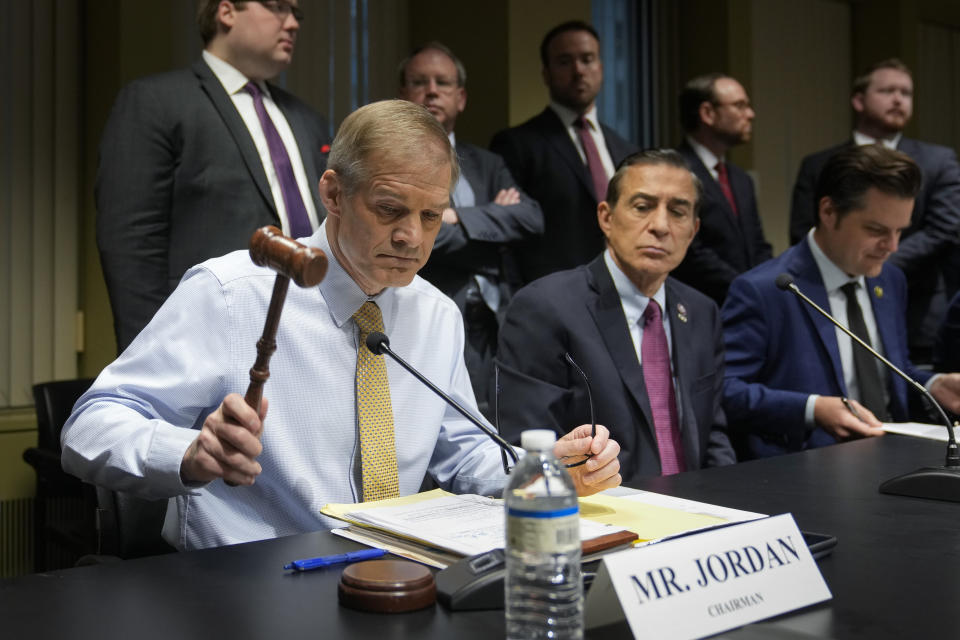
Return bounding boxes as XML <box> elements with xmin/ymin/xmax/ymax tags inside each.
<box><xmin>724</xmin><ymin>144</ymin><xmax>960</xmax><ymax>458</ymax></box>
<box><xmin>789</xmin><ymin>59</ymin><xmax>960</xmax><ymax>364</ymax></box>
<box><xmin>495</xmin><ymin>150</ymin><xmax>735</xmax><ymax>481</ymax></box>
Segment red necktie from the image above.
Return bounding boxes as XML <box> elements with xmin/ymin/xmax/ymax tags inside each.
<box><xmin>575</xmin><ymin>116</ymin><xmax>609</xmax><ymax>202</ymax></box>
<box><xmin>715</xmin><ymin>161</ymin><xmax>739</xmax><ymax>217</ymax></box>
<box><xmin>641</xmin><ymin>300</ymin><xmax>686</xmax><ymax>475</ymax></box>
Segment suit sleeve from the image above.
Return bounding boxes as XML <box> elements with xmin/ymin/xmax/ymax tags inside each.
<box><xmin>721</xmin><ymin>276</ymin><xmax>810</xmax><ymax>442</ymax></box>
<box><xmin>890</xmin><ymin>147</ymin><xmax>960</xmax><ymax>277</ymax></box>
<box><xmin>935</xmin><ymin>292</ymin><xmax>960</xmax><ymax>373</ymax></box>
<box><xmin>431</xmin><ymin>154</ymin><xmax>543</xmax><ymax>262</ymax></box>
<box><xmin>95</xmin><ymin>80</ymin><xmax>177</xmax><ymax>352</ymax></box>
<box><xmin>493</xmin><ymin>283</ymin><xmax>576</xmax><ymax>443</ymax></box>
<box><xmin>705</xmin><ymin>303</ymin><xmax>737</xmax><ymax>466</ymax></box>
<box><xmin>789</xmin><ymin>156</ymin><xmax>818</xmax><ymax>246</ymax></box>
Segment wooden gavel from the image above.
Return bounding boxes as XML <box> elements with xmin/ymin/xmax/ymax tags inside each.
<box><xmin>244</xmin><ymin>226</ymin><xmax>328</xmax><ymax>412</ymax></box>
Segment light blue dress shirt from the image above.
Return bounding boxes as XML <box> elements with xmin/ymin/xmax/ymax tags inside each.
<box><xmin>62</xmin><ymin>222</ymin><xmax>510</xmax><ymax>550</ymax></box>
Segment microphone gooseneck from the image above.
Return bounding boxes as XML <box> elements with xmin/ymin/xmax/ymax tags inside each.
<box><xmin>365</xmin><ymin>331</ymin><xmax>519</xmax><ymax>471</ymax></box>
<box><xmin>776</xmin><ymin>273</ymin><xmax>960</xmax><ymax>502</ymax></box>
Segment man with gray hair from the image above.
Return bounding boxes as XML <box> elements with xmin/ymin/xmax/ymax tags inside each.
<box><xmin>397</xmin><ymin>41</ymin><xmax>543</xmax><ymax>417</ymax></box>
<box><xmin>495</xmin><ymin>149</ymin><xmax>735</xmax><ymax>481</ymax></box>
<box><xmin>63</xmin><ymin>100</ymin><xmax>622</xmax><ymax>551</ymax></box>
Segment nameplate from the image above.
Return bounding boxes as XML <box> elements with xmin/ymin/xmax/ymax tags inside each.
<box><xmin>584</xmin><ymin>513</ymin><xmax>831</xmax><ymax>639</ymax></box>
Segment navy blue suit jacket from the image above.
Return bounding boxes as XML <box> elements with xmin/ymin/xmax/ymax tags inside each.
<box><xmin>490</xmin><ymin>108</ymin><xmax>638</xmax><ymax>283</ymax></box>
<box><xmin>789</xmin><ymin>138</ymin><xmax>960</xmax><ymax>359</ymax></box>
<box><xmin>673</xmin><ymin>143</ymin><xmax>772</xmax><ymax>304</ymax></box>
<box><xmin>96</xmin><ymin>59</ymin><xmax>331</xmax><ymax>351</ymax></box>
<box><xmin>721</xmin><ymin>237</ymin><xmax>931</xmax><ymax>457</ymax></box>
<box><xmin>494</xmin><ymin>255</ymin><xmax>735</xmax><ymax>481</ymax></box>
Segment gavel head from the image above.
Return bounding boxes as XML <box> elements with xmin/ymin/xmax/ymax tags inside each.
<box><xmin>249</xmin><ymin>226</ymin><xmax>328</xmax><ymax>287</ymax></box>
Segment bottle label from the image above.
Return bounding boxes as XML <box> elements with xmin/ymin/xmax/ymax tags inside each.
<box><xmin>506</xmin><ymin>506</ymin><xmax>580</xmax><ymax>554</ymax></box>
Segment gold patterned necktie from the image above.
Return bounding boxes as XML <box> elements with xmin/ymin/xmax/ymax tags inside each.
<box><xmin>352</xmin><ymin>301</ymin><xmax>400</xmax><ymax>501</ymax></box>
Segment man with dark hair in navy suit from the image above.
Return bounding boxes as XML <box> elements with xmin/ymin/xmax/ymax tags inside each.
<box><xmin>789</xmin><ymin>59</ymin><xmax>960</xmax><ymax>364</ymax></box>
<box><xmin>725</xmin><ymin>144</ymin><xmax>960</xmax><ymax>459</ymax></box>
<box><xmin>495</xmin><ymin>149</ymin><xmax>736</xmax><ymax>481</ymax></box>
<box><xmin>490</xmin><ymin>20</ymin><xmax>637</xmax><ymax>284</ymax></box>
<box><xmin>397</xmin><ymin>41</ymin><xmax>543</xmax><ymax>416</ymax></box>
<box><xmin>674</xmin><ymin>73</ymin><xmax>772</xmax><ymax>305</ymax></box>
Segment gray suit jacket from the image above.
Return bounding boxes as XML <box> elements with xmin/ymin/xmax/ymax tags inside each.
<box><xmin>96</xmin><ymin>58</ymin><xmax>330</xmax><ymax>351</ymax></box>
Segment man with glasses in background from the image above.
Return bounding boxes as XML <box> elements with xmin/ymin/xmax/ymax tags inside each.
<box><xmin>96</xmin><ymin>0</ymin><xmax>330</xmax><ymax>353</ymax></box>
<box><xmin>673</xmin><ymin>73</ymin><xmax>772</xmax><ymax>306</ymax></box>
<box><xmin>494</xmin><ymin>150</ymin><xmax>736</xmax><ymax>481</ymax></box>
<box><xmin>397</xmin><ymin>42</ymin><xmax>542</xmax><ymax>418</ymax></box>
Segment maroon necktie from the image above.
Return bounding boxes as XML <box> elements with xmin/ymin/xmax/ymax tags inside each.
<box><xmin>245</xmin><ymin>82</ymin><xmax>313</xmax><ymax>238</ymax></box>
<box><xmin>715</xmin><ymin>161</ymin><xmax>739</xmax><ymax>217</ymax></box>
<box><xmin>574</xmin><ymin>116</ymin><xmax>609</xmax><ymax>202</ymax></box>
<box><xmin>641</xmin><ymin>300</ymin><xmax>686</xmax><ymax>475</ymax></box>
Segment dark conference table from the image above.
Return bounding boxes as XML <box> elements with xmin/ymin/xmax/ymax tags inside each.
<box><xmin>2</xmin><ymin>435</ymin><xmax>958</xmax><ymax>639</ymax></box>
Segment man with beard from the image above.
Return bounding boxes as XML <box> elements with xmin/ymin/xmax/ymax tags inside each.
<box><xmin>789</xmin><ymin>59</ymin><xmax>960</xmax><ymax>364</ymax></box>
<box><xmin>673</xmin><ymin>73</ymin><xmax>773</xmax><ymax>305</ymax></box>
<box><xmin>490</xmin><ymin>20</ymin><xmax>637</xmax><ymax>284</ymax></box>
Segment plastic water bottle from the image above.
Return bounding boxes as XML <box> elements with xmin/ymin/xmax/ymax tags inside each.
<box><xmin>504</xmin><ymin>429</ymin><xmax>583</xmax><ymax>640</ymax></box>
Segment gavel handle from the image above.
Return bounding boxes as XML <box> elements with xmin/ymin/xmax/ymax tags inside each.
<box><xmin>244</xmin><ymin>274</ymin><xmax>291</xmax><ymax>411</ymax></box>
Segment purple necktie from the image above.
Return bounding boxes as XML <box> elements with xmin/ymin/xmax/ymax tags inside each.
<box><xmin>715</xmin><ymin>161</ymin><xmax>739</xmax><ymax>217</ymax></box>
<box><xmin>245</xmin><ymin>82</ymin><xmax>313</xmax><ymax>238</ymax></box>
<box><xmin>641</xmin><ymin>300</ymin><xmax>686</xmax><ymax>475</ymax></box>
<box><xmin>574</xmin><ymin>116</ymin><xmax>609</xmax><ymax>202</ymax></box>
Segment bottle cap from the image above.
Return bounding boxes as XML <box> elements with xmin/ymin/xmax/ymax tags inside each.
<box><xmin>520</xmin><ymin>429</ymin><xmax>557</xmax><ymax>451</ymax></box>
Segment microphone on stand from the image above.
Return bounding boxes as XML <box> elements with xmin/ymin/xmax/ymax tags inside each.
<box><xmin>364</xmin><ymin>331</ymin><xmax>519</xmax><ymax>474</ymax></box>
<box><xmin>775</xmin><ymin>273</ymin><xmax>960</xmax><ymax>502</ymax></box>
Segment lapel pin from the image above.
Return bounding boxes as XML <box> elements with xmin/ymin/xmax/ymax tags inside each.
<box><xmin>676</xmin><ymin>303</ymin><xmax>688</xmax><ymax>323</ymax></box>
<box><xmin>873</xmin><ymin>285</ymin><xmax>884</xmax><ymax>299</ymax></box>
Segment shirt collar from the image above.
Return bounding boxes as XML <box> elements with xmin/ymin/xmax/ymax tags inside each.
<box><xmin>550</xmin><ymin>101</ymin><xmax>600</xmax><ymax>132</ymax></box>
<box><xmin>807</xmin><ymin>227</ymin><xmax>864</xmax><ymax>293</ymax></box>
<box><xmin>686</xmin><ymin>135</ymin><xmax>723</xmax><ymax>171</ymax></box>
<box><xmin>203</xmin><ymin>49</ymin><xmax>270</xmax><ymax>98</ymax></box>
<box><xmin>447</xmin><ymin>131</ymin><xmax>457</xmax><ymax>149</ymax></box>
<box><xmin>852</xmin><ymin>129</ymin><xmax>902</xmax><ymax>150</ymax></box>
<box><xmin>308</xmin><ymin>221</ymin><xmax>396</xmax><ymax>330</ymax></box>
<box><xmin>603</xmin><ymin>248</ymin><xmax>667</xmax><ymax>325</ymax></box>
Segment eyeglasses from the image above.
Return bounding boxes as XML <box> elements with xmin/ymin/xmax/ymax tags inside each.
<box><xmin>404</xmin><ymin>76</ymin><xmax>461</xmax><ymax>94</ymax></box>
<box><xmin>493</xmin><ymin>352</ymin><xmax>597</xmax><ymax>471</ymax></box>
<box><xmin>252</xmin><ymin>0</ymin><xmax>304</xmax><ymax>22</ymax></box>
<box><xmin>712</xmin><ymin>99</ymin><xmax>751</xmax><ymax>111</ymax></box>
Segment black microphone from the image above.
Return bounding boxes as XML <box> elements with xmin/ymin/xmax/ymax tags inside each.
<box><xmin>776</xmin><ymin>272</ymin><xmax>960</xmax><ymax>502</ymax></box>
<box><xmin>365</xmin><ymin>331</ymin><xmax>518</xmax><ymax>473</ymax></box>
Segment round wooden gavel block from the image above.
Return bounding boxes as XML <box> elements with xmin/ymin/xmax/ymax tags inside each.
<box><xmin>338</xmin><ymin>559</ymin><xmax>436</xmax><ymax>613</ymax></box>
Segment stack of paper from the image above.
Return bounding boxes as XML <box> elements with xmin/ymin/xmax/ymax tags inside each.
<box><xmin>322</xmin><ymin>488</ymin><xmax>766</xmax><ymax>569</ymax></box>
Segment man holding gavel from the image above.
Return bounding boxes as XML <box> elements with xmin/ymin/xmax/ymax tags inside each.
<box><xmin>62</xmin><ymin>100</ymin><xmax>621</xmax><ymax>551</ymax></box>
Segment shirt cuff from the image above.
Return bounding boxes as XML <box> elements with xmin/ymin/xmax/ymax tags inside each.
<box><xmin>804</xmin><ymin>394</ymin><xmax>819</xmax><ymax>427</ymax></box>
<box><xmin>146</xmin><ymin>422</ymin><xmax>208</xmax><ymax>496</ymax></box>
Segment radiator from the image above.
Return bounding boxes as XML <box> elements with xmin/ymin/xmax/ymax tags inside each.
<box><xmin>0</xmin><ymin>497</ymin><xmax>33</xmax><ymax>577</ymax></box>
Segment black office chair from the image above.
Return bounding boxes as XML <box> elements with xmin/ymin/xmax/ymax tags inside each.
<box><xmin>94</xmin><ymin>488</ymin><xmax>173</xmax><ymax>560</ymax></box>
<box><xmin>23</xmin><ymin>378</ymin><xmax>98</xmax><ymax>571</ymax></box>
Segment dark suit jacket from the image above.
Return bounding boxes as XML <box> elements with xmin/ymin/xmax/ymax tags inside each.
<box><xmin>421</xmin><ymin>141</ymin><xmax>543</xmax><ymax>307</ymax></box>
<box><xmin>494</xmin><ymin>255</ymin><xmax>735</xmax><ymax>481</ymax></box>
<box><xmin>935</xmin><ymin>290</ymin><xmax>960</xmax><ymax>373</ymax></box>
<box><xmin>489</xmin><ymin>108</ymin><xmax>638</xmax><ymax>284</ymax></box>
<box><xmin>673</xmin><ymin>142</ymin><xmax>772</xmax><ymax>304</ymax></box>
<box><xmin>789</xmin><ymin>138</ymin><xmax>960</xmax><ymax>359</ymax></box>
<box><xmin>721</xmin><ymin>237</ymin><xmax>931</xmax><ymax>458</ymax></box>
<box><xmin>96</xmin><ymin>58</ymin><xmax>330</xmax><ymax>351</ymax></box>
<box><xmin>420</xmin><ymin>142</ymin><xmax>543</xmax><ymax>414</ymax></box>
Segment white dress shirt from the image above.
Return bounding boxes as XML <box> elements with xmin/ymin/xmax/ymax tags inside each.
<box><xmin>853</xmin><ymin>130</ymin><xmax>902</xmax><ymax>150</ymax></box>
<box><xmin>62</xmin><ymin>221</ymin><xmax>509</xmax><ymax>550</ymax></box>
<box><xmin>203</xmin><ymin>50</ymin><xmax>319</xmax><ymax>237</ymax></box>
<box><xmin>803</xmin><ymin>228</ymin><xmax>888</xmax><ymax>423</ymax></box>
<box><xmin>550</xmin><ymin>101</ymin><xmax>616</xmax><ymax>180</ymax></box>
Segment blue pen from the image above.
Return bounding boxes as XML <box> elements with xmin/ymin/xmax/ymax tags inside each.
<box><xmin>283</xmin><ymin>548</ymin><xmax>387</xmax><ymax>571</ymax></box>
